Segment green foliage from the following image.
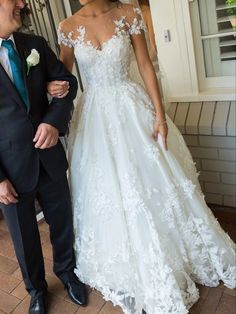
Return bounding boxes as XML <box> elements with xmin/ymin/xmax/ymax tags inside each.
<box><xmin>226</xmin><ymin>0</ymin><xmax>236</xmax><ymax>16</ymax></box>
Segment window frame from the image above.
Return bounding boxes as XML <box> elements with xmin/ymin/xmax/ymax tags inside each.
<box><xmin>190</xmin><ymin>0</ymin><xmax>236</xmax><ymax>90</ymax></box>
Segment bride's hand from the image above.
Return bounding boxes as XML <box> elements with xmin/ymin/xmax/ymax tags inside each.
<box><xmin>47</xmin><ymin>81</ymin><xmax>69</xmax><ymax>98</ymax></box>
<box><xmin>153</xmin><ymin>118</ymin><xmax>168</xmax><ymax>150</ymax></box>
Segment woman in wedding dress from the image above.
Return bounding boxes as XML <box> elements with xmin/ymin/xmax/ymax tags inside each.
<box><xmin>52</xmin><ymin>0</ymin><xmax>236</xmax><ymax>313</ymax></box>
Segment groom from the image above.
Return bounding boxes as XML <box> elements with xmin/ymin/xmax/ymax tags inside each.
<box><xmin>0</xmin><ymin>0</ymin><xmax>87</xmax><ymax>313</ymax></box>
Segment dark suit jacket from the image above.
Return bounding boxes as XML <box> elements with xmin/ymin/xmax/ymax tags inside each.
<box><xmin>0</xmin><ymin>32</ymin><xmax>78</xmax><ymax>193</ymax></box>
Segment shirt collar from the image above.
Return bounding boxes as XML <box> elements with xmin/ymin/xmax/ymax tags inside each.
<box><xmin>0</xmin><ymin>35</ymin><xmax>16</xmax><ymax>48</ymax></box>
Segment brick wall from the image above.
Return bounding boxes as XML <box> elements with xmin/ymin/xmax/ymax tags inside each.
<box><xmin>167</xmin><ymin>101</ymin><xmax>236</xmax><ymax>208</ymax></box>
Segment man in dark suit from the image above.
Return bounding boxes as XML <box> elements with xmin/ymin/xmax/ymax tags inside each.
<box><xmin>0</xmin><ymin>1</ymin><xmax>87</xmax><ymax>313</ymax></box>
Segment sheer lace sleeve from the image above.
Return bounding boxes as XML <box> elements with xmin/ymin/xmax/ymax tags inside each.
<box><xmin>57</xmin><ymin>23</ymin><xmax>74</xmax><ymax>48</ymax></box>
<box><xmin>128</xmin><ymin>7</ymin><xmax>146</xmax><ymax>35</ymax></box>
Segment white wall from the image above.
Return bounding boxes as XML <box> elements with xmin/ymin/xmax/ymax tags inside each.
<box><xmin>149</xmin><ymin>0</ymin><xmax>198</xmax><ymax>100</ymax></box>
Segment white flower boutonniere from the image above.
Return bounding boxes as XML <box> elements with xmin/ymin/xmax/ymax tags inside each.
<box><xmin>26</xmin><ymin>49</ymin><xmax>40</xmax><ymax>75</ymax></box>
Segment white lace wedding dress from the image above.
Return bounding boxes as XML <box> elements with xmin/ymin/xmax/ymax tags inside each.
<box><xmin>58</xmin><ymin>5</ymin><xmax>236</xmax><ymax>314</ymax></box>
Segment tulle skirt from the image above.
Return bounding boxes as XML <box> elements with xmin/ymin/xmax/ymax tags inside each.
<box><xmin>68</xmin><ymin>81</ymin><xmax>236</xmax><ymax>314</ymax></box>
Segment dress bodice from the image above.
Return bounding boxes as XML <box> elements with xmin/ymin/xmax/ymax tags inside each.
<box><xmin>58</xmin><ymin>6</ymin><xmax>145</xmax><ymax>89</ymax></box>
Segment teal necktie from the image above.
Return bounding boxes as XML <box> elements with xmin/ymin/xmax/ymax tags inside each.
<box><xmin>2</xmin><ymin>39</ymin><xmax>29</xmax><ymax>109</ymax></box>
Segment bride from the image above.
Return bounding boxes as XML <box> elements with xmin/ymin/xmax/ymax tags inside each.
<box><xmin>49</xmin><ymin>0</ymin><xmax>236</xmax><ymax>313</ymax></box>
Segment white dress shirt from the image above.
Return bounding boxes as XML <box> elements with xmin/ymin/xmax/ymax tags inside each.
<box><xmin>0</xmin><ymin>35</ymin><xmax>15</xmax><ymax>81</ymax></box>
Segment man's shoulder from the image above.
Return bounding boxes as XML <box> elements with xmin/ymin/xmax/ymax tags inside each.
<box><xmin>14</xmin><ymin>31</ymin><xmax>46</xmax><ymax>44</ymax></box>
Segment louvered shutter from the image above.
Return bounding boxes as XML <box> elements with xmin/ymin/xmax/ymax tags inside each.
<box><xmin>198</xmin><ymin>0</ymin><xmax>236</xmax><ymax>77</ymax></box>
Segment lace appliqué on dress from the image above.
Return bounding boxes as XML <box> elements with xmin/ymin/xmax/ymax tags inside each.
<box><xmin>128</xmin><ymin>8</ymin><xmax>146</xmax><ymax>35</ymax></box>
<box><xmin>62</xmin><ymin>4</ymin><xmax>236</xmax><ymax>314</ymax></box>
<box><xmin>57</xmin><ymin>25</ymin><xmax>85</xmax><ymax>48</ymax></box>
<box><xmin>58</xmin><ymin>7</ymin><xmax>146</xmax><ymax>49</ymax></box>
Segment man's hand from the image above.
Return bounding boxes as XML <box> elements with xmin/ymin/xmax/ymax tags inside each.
<box><xmin>47</xmin><ymin>81</ymin><xmax>69</xmax><ymax>98</ymax></box>
<box><xmin>33</xmin><ymin>123</ymin><xmax>59</xmax><ymax>149</ymax></box>
<box><xmin>0</xmin><ymin>180</ymin><xmax>18</xmax><ymax>205</ymax></box>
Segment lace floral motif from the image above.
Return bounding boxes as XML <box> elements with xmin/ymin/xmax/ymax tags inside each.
<box><xmin>128</xmin><ymin>8</ymin><xmax>146</xmax><ymax>35</ymax></box>
<box><xmin>62</xmin><ymin>4</ymin><xmax>236</xmax><ymax>314</ymax></box>
<box><xmin>57</xmin><ymin>25</ymin><xmax>85</xmax><ymax>48</ymax></box>
<box><xmin>144</xmin><ymin>144</ymin><xmax>160</xmax><ymax>164</ymax></box>
<box><xmin>58</xmin><ymin>7</ymin><xmax>146</xmax><ymax>49</ymax></box>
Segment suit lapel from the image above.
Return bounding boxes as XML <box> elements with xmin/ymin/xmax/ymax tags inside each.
<box><xmin>0</xmin><ymin>62</ymin><xmax>25</xmax><ymax>106</ymax></box>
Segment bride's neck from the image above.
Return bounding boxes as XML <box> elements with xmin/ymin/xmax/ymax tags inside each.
<box><xmin>82</xmin><ymin>0</ymin><xmax>116</xmax><ymax>16</ymax></box>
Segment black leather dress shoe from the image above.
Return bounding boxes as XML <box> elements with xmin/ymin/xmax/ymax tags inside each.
<box><xmin>65</xmin><ymin>279</ymin><xmax>87</xmax><ymax>306</ymax></box>
<box><xmin>28</xmin><ymin>294</ymin><xmax>46</xmax><ymax>314</ymax></box>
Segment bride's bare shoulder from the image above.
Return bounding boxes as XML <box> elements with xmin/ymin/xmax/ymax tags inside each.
<box><xmin>59</xmin><ymin>13</ymin><xmax>83</xmax><ymax>34</ymax></box>
<box><xmin>119</xmin><ymin>2</ymin><xmax>136</xmax><ymax>12</ymax></box>
<box><xmin>118</xmin><ymin>2</ymin><xmax>141</xmax><ymax>17</ymax></box>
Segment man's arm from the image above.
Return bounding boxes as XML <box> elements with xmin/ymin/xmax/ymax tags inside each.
<box><xmin>0</xmin><ymin>169</ymin><xmax>18</xmax><ymax>205</ymax></box>
<box><xmin>40</xmin><ymin>37</ymin><xmax>78</xmax><ymax>136</ymax></box>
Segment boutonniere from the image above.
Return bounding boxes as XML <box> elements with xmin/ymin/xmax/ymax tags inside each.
<box><xmin>26</xmin><ymin>49</ymin><xmax>40</xmax><ymax>75</ymax></box>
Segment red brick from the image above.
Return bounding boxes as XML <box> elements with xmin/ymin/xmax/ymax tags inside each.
<box><xmin>44</xmin><ymin>258</ymin><xmax>54</xmax><ymax>276</ymax></box>
<box><xmin>197</xmin><ymin>284</ymin><xmax>210</xmax><ymax>299</ymax></box>
<box><xmin>46</xmin><ymin>274</ymin><xmax>67</xmax><ymax>299</ymax></box>
<box><xmin>0</xmin><ymin>229</ymin><xmax>17</xmax><ymax>261</ymax></box>
<box><xmin>0</xmin><ymin>217</ymin><xmax>7</xmax><ymax>232</ymax></box>
<box><xmin>0</xmin><ymin>272</ymin><xmax>20</xmax><ymax>294</ymax></box>
<box><xmin>99</xmin><ymin>301</ymin><xmax>123</xmax><ymax>314</ymax></box>
<box><xmin>42</xmin><ymin>242</ymin><xmax>53</xmax><ymax>260</ymax></box>
<box><xmin>215</xmin><ymin>294</ymin><xmax>236</xmax><ymax>314</ymax></box>
<box><xmin>0</xmin><ymin>289</ymin><xmax>21</xmax><ymax>313</ymax></box>
<box><xmin>189</xmin><ymin>298</ymin><xmax>205</xmax><ymax>314</ymax></box>
<box><xmin>224</xmin><ymin>287</ymin><xmax>236</xmax><ymax>297</ymax></box>
<box><xmin>11</xmin><ymin>268</ymin><xmax>23</xmax><ymax>281</ymax></box>
<box><xmin>46</xmin><ymin>293</ymin><xmax>78</xmax><ymax>314</ymax></box>
<box><xmin>200</xmin><ymin>286</ymin><xmax>224</xmax><ymax>314</ymax></box>
<box><xmin>11</xmin><ymin>295</ymin><xmax>30</xmax><ymax>314</ymax></box>
<box><xmin>39</xmin><ymin>230</ymin><xmax>51</xmax><ymax>245</ymax></box>
<box><xmin>0</xmin><ymin>255</ymin><xmax>18</xmax><ymax>275</ymax></box>
<box><xmin>11</xmin><ymin>281</ymin><xmax>28</xmax><ymax>300</ymax></box>
<box><xmin>38</xmin><ymin>220</ymin><xmax>49</xmax><ymax>232</ymax></box>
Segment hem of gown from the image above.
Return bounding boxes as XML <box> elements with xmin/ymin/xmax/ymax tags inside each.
<box><xmin>74</xmin><ymin>269</ymin><xmax>202</xmax><ymax>314</ymax></box>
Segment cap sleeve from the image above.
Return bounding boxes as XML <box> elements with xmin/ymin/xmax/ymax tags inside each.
<box><xmin>129</xmin><ymin>7</ymin><xmax>147</xmax><ymax>35</ymax></box>
<box><xmin>57</xmin><ymin>24</ymin><xmax>74</xmax><ymax>48</ymax></box>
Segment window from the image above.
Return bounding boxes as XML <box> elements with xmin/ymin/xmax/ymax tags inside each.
<box><xmin>190</xmin><ymin>0</ymin><xmax>236</xmax><ymax>89</ymax></box>
<box><xmin>24</xmin><ymin>0</ymin><xmax>61</xmax><ymax>56</ymax></box>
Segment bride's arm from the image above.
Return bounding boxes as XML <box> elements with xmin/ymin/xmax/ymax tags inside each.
<box><xmin>131</xmin><ymin>33</ymin><xmax>168</xmax><ymax>149</ymax></box>
<box><xmin>47</xmin><ymin>25</ymin><xmax>75</xmax><ymax>98</ymax></box>
<box><xmin>60</xmin><ymin>44</ymin><xmax>75</xmax><ymax>73</ymax></box>
<box><xmin>144</xmin><ymin>8</ymin><xmax>157</xmax><ymax>62</ymax></box>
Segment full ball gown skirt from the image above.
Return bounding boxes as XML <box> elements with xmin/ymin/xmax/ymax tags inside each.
<box><xmin>58</xmin><ymin>6</ymin><xmax>236</xmax><ymax>314</ymax></box>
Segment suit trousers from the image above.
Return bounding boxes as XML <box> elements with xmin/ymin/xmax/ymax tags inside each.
<box><xmin>1</xmin><ymin>165</ymin><xmax>76</xmax><ymax>297</ymax></box>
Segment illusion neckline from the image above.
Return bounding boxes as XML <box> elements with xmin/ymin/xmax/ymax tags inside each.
<box><xmin>76</xmin><ymin>3</ymin><xmax>119</xmax><ymax>19</ymax></box>
<box><xmin>76</xmin><ymin>15</ymin><xmax>127</xmax><ymax>52</ymax></box>
<box><xmin>77</xmin><ymin>33</ymin><xmax>129</xmax><ymax>53</ymax></box>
